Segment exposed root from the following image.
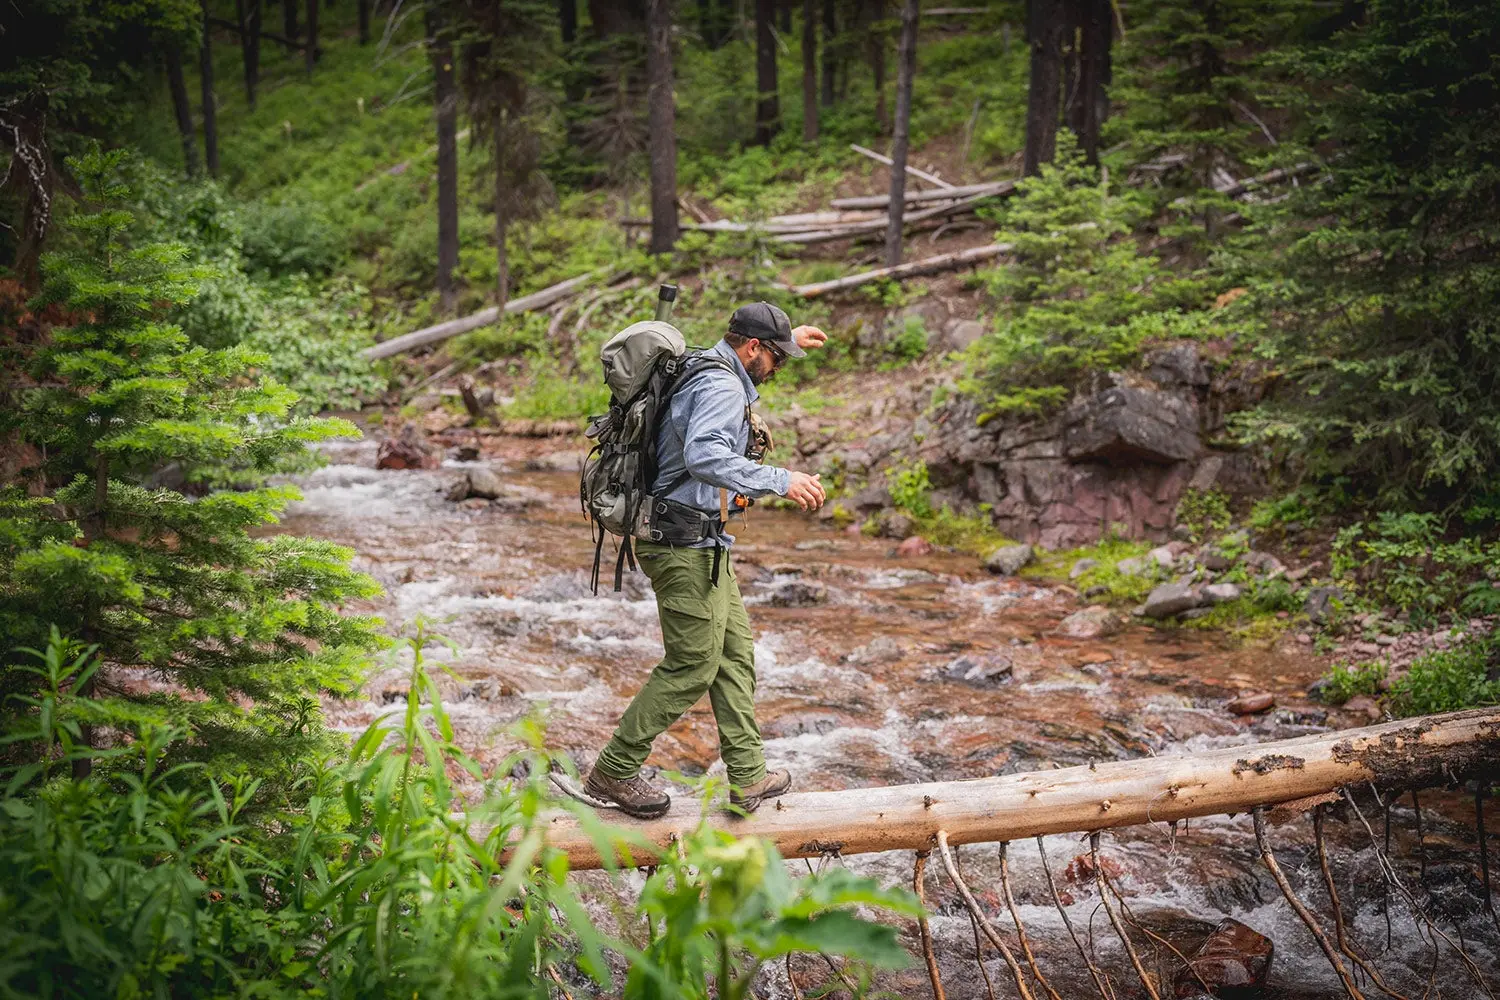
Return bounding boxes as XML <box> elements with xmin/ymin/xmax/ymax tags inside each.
<box><xmin>1089</xmin><ymin>832</ymin><xmax>1162</xmax><ymax>1000</ymax></box>
<box><xmin>785</xmin><ymin>954</ymin><xmax>804</xmax><ymax>1000</ymax></box>
<box><xmin>955</xmin><ymin>847</ymin><xmax>997</xmax><ymax>1000</ymax></box>
<box><xmin>913</xmin><ymin>851</ymin><xmax>948</xmax><ymax>1000</ymax></box>
<box><xmin>1036</xmin><ymin>835</ymin><xmax>1114</xmax><ymax>1000</ymax></box>
<box><xmin>1254</xmin><ymin>808</ymin><xmax>1368</xmax><ymax>999</ymax></box>
<box><xmin>935</xmin><ymin>830</ymin><xmax>1036</xmax><ymax>1000</ymax></box>
<box><xmin>998</xmin><ymin>842</ymin><xmax>1061</xmax><ymax>1000</ymax></box>
<box><xmin>1313</xmin><ymin>805</ymin><xmax>1412</xmax><ymax>1000</ymax></box>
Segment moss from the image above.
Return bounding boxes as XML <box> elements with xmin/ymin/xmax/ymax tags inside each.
<box><xmin>1024</xmin><ymin>537</ymin><xmax>1158</xmax><ymax>604</ymax></box>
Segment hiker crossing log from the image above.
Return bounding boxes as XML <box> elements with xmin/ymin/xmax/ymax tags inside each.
<box><xmin>535</xmin><ymin>708</ymin><xmax>1500</xmax><ymax>870</ymax></box>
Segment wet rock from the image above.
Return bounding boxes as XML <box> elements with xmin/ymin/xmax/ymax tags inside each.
<box><xmin>445</xmin><ymin>466</ymin><xmax>506</xmax><ymax>501</ymax></box>
<box><xmin>943</xmin><ymin>653</ymin><xmax>1014</xmax><ymax>686</ymax></box>
<box><xmin>1144</xmin><ymin>582</ymin><xmax>1199</xmax><ymax>619</ymax></box>
<box><xmin>453</xmin><ymin>444</ymin><xmax>481</xmax><ymax>462</ymax></box>
<box><xmin>1174</xmin><ymin>918</ymin><xmax>1274</xmax><ymax>997</ymax></box>
<box><xmin>895</xmin><ymin>535</ymin><xmax>933</xmax><ymax>558</ymax></box>
<box><xmin>874</xmin><ymin>510</ymin><xmax>915</xmax><ymax>539</ymax></box>
<box><xmin>1226</xmin><ymin>692</ymin><xmax>1275</xmax><ymax>715</ymax></box>
<box><xmin>376</xmin><ymin>424</ymin><xmax>437</xmax><ymax>470</ymax></box>
<box><xmin>846</xmin><ymin>636</ymin><xmax>902</xmax><ymax>666</ymax></box>
<box><xmin>766</xmin><ymin>580</ymin><xmax>829</xmax><ymax>607</ymax></box>
<box><xmin>1202</xmin><ymin>582</ymin><xmax>1242</xmax><ymax>604</ymax></box>
<box><xmin>1062</xmin><ymin>386</ymin><xmax>1201</xmax><ymax>464</ymax></box>
<box><xmin>1303</xmin><ymin>586</ymin><xmax>1348</xmax><ymax>624</ymax></box>
<box><xmin>1058</xmin><ymin>605</ymin><xmax>1122</xmax><ymax>639</ymax></box>
<box><xmin>444</xmin><ymin>477</ymin><xmax>470</xmax><ymax>502</ymax></box>
<box><xmin>1069</xmin><ymin>557</ymin><xmax>1099</xmax><ymax>580</ymax></box>
<box><xmin>983</xmin><ymin>544</ymin><xmax>1034</xmax><ymax>576</ymax></box>
<box><xmin>762</xmin><ymin>711</ymin><xmax>843</xmax><ymax>738</ymax></box>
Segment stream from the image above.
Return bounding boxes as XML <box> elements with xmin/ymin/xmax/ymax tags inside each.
<box><xmin>280</xmin><ymin>437</ymin><xmax>1500</xmax><ymax>998</ymax></box>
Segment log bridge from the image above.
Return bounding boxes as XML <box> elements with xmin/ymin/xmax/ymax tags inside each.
<box><xmin>539</xmin><ymin>709</ymin><xmax>1500</xmax><ymax>1000</ymax></box>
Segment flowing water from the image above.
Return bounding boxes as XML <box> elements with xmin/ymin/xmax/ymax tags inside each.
<box><xmin>281</xmin><ymin>438</ymin><xmax>1500</xmax><ymax>998</ymax></box>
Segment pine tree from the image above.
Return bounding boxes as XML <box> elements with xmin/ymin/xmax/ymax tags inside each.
<box><xmin>0</xmin><ymin>150</ymin><xmax>382</xmax><ymax>773</ymax></box>
<box><xmin>1232</xmin><ymin>0</ymin><xmax>1500</xmax><ymax>504</ymax></box>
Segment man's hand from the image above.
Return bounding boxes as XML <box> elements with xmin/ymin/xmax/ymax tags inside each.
<box><xmin>792</xmin><ymin>325</ymin><xmax>828</xmax><ymax>351</ymax></box>
<box><xmin>784</xmin><ymin>471</ymin><xmax>826</xmax><ymax>511</ymax></box>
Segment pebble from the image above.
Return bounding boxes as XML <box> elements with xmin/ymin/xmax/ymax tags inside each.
<box><xmin>1227</xmin><ymin>692</ymin><xmax>1276</xmax><ymax>715</ymax></box>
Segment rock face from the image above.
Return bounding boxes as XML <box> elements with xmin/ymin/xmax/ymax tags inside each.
<box><xmin>1063</xmin><ymin>386</ymin><xmax>1202</xmax><ymax>465</ymax></box>
<box><xmin>1174</xmin><ymin>918</ymin><xmax>1274</xmax><ymax>997</ymax></box>
<box><xmin>983</xmin><ymin>544</ymin><xmax>1034</xmax><ymax>576</ymax></box>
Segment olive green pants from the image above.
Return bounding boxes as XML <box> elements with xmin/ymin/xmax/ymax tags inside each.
<box><xmin>595</xmin><ymin>541</ymin><xmax>766</xmax><ymax>787</ymax></box>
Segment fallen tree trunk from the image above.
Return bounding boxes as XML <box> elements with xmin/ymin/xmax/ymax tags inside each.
<box><xmin>534</xmin><ymin>707</ymin><xmax>1500</xmax><ymax>870</ymax></box>
<box><xmin>850</xmin><ymin>143</ymin><xmax>954</xmax><ymax>189</ymax></box>
<box><xmin>791</xmin><ymin>242</ymin><xmax>1012</xmax><ymax>297</ymax></box>
<box><xmin>363</xmin><ymin>271</ymin><xmax>606</xmax><ymax>359</ymax></box>
<box><xmin>774</xmin><ymin>191</ymin><xmax>996</xmax><ymax>245</ymax></box>
<box><xmin>831</xmin><ymin>180</ymin><xmax>1015</xmax><ymax>210</ymax></box>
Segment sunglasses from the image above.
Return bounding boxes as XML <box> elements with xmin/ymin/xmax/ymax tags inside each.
<box><xmin>761</xmin><ymin>339</ymin><xmax>790</xmax><ymax>366</ymax></box>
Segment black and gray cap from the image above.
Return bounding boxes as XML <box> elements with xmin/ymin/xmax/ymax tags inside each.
<box><xmin>728</xmin><ymin>301</ymin><xmax>805</xmax><ymax>358</ymax></box>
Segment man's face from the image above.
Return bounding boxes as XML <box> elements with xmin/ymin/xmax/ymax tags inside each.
<box><xmin>747</xmin><ymin>340</ymin><xmax>783</xmax><ymax>385</ymax></box>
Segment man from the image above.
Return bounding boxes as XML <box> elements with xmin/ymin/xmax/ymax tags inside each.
<box><xmin>585</xmin><ymin>302</ymin><xmax>828</xmax><ymax>818</ymax></box>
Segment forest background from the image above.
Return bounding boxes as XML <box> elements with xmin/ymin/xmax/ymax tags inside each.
<box><xmin>2</xmin><ymin>0</ymin><xmax>1499</xmax><ymax>995</ymax></box>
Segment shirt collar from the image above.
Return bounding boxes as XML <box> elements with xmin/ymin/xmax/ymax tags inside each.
<box><xmin>710</xmin><ymin>338</ymin><xmax>759</xmax><ymax>404</ymax></box>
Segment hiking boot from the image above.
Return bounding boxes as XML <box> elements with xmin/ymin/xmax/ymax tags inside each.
<box><xmin>584</xmin><ymin>768</ymin><xmax>671</xmax><ymax>819</ymax></box>
<box><xmin>729</xmin><ymin>769</ymin><xmax>792</xmax><ymax>813</ymax></box>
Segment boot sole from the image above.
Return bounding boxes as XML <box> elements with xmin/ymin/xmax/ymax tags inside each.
<box><xmin>583</xmin><ymin>782</ymin><xmax>670</xmax><ymax>820</ymax></box>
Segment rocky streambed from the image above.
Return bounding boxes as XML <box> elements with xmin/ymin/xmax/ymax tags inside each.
<box><xmin>278</xmin><ymin>433</ymin><xmax>1499</xmax><ymax>999</ymax></box>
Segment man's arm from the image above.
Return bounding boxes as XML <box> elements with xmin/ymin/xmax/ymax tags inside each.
<box><xmin>680</xmin><ymin>376</ymin><xmax>789</xmax><ymax>499</ymax></box>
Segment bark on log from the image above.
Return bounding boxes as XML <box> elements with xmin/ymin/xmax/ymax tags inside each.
<box><xmin>530</xmin><ymin>708</ymin><xmax>1500</xmax><ymax>870</ymax></box>
<box><xmin>774</xmin><ymin>190</ymin><xmax>995</xmax><ymax>244</ymax></box>
<box><xmin>362</xmin><ymin>272</ymin><xmax>604</xmax><ymax>359</ymax></box>
<box><xmin>850</xmin><ymin>142</ymin><xmax>953</xmax><ymax>189</ymax></box>
<box><xmin>792</xmin><ymin>242</ymin><xmax>1011</xmax><ymax>297</ymax></box>
<box><xmin>831</xmin><ymin>180</ymin><xmax>1014</xmax><ymax>209</ymax></box>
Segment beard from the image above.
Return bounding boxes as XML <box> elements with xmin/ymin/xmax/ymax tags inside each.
<box><xmin>747</xmin><ymin>351</ymin><xmax>777</xmax><ymax>385</ymax></box>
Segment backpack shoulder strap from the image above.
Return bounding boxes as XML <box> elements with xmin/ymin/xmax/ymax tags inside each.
<box><xmin>652</xmin><ymin>355</ymin><xmax>747</xmax><ymax>500</ymax></box>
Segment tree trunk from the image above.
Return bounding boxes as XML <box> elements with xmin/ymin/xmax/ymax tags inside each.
<box><xmin>560</xmin><ymin>0</ymin><xmax>577</xmax><ymax>44</ymax></box>
<box><xmin>820</xmin><ymin>0</ymin><xmax>836</xmax><ymax>105</ymax></box>
<box><xmin>869</xmin><ymin>0</ymin><xmax>887</xmax><ymax>133</ymax></box>
<box><xmin>1023</xmin><ymin>0</ymin><xmax>1064</xmax><ymax>175</ymax></box>
<box><xmin>304</xmin><ymin>0</ymin><xmax>318</xmax><ymax>72</ymax></box>
<box><xmin>234</xmin><ymin>0</ymin><xmax>262</xmax><ymax>108</ymax></box>
<box><xmin>754</xmin><ymin>0</ymin><xmax>780</xmax><ymax>145</ymax></box>
<box><xmin>779</xmin><ymin>0</ymin><xmax>792</xmax><ymax>32</ymax></box>
<box><xmin>493</xmin><ymin>114</ymin><xmax>509</xmax><ymax>312</ymax></box>
<box><xmin>802</xmin><ymin>0</ymin><xmax>818</xmax><ymax>140</ymax></box>
<box><xmin>199</xmin><ymin>3</ymin><xmax>219</xmax><ymax>177</ymax></box>
<box><xmin>883</xmin><ymin>0</ymin><xmax>918</xmax><ymax>268</ymax></box>
<box><xmin>165</xmin><ymin>44</ymin><xmax>201</xmax><ymax>178</ymax></box>
<box><xmin>428</xmin><ymin>6</ymin><xmax>460</xmax><ymax>312</ymax></box>
<box><xmin>283</xmin><ymin>0</ymin><xmax>298</xmax><ymax>41</ymax></box>
<box><xmin>357</xmin><ymin>0</ymin><xmax>370</xmax><ymax>44</ymax></box>
<box><xmin>529</xmin><ymin>707</ymin><xmax>1500</xmax><ymax>870</ymax></box>
<box><xmin>1072</xmin><ymin>0</ymin><xmax>1110</xmax><ymax>164</ymax></box>
<box><xmin>646</xmin><ymin>0</ymin><xmax>680</xmax><ymax>253</ymax></box>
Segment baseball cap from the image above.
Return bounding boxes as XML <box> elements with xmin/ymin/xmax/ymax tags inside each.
<box><xmin>728</xmin><ymin>301</ymin><xmax>806</xmax><ymax>358</ymax></box>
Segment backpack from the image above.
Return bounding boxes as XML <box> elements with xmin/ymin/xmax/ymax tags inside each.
<box><xmin>580</xmin><ymin>320</ymin><xmax>735</xmax><ymax>592</ymax></box>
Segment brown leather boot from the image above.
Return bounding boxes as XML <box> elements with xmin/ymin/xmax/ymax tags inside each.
<box><xmin>583</xmin><ymin>768</ymin><xmax>671</xmax><ymax>819</ymax></box>
<box><xmin>729</xmin><ymin>769</ymin><xmax>792</xmax><ymax>813</ymax></box>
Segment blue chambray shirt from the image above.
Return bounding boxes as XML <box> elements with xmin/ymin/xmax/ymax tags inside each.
<box><xmin>651</xmin><ymin>339</ymin><xmax>790</xmax><ymax>547</ymax></box>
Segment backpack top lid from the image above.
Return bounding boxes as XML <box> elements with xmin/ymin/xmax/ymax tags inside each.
<box><xmin>599</xmin><ymin>320</ymin><xmax>686</xmax><ymax>401</ymax></box>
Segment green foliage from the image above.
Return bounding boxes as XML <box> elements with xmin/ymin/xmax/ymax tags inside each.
<box><xmin>503</xmin><ymin>355</ymin><xmax>611</xmax><ymax>422</ymax></box>
<box><xmin>0</xmin><ymin>627</ymin><xmax>920</xmax><ymax>997</ymax></box>
<box><xmin>0</xmin><ymin>151</ymin><xmax>382</xmax><ymax>767</ymax></box>
<box><xmin>1031</xmin><ymin>535</ymin><xmax>1159</xmax><ymax>604</ymax></box>
<box><xmin>1318</xmin><ymin>659</ymin><xmax>1388</xmax><ymax>705</ymax></box>
<box><xmin>1229</xmin><ymin>0</ymin><xmax>1500</xmax><ymax>504</ymax></box>
<box><xmin>1331</xmin><ymin>512</ymin><xmax>1500</xmax><ymax>619</ymax></box>
<box><xmin>1175</xmin><ymin>488</ymin><xmax>1233</xmax><ymax>542</ymax></box>
<box><xmin>1247</xmin><ymin>487</ymin><xmax>1326</xmax><ymax>533</ymax></box>
<box><xmin>968</xmin><ymin>135</ymin><xmax>1228</xmax><ymax>418</ymax></box>
<box><xmin>879</xmin><ymin>460</ymin><xmax>1013</xmax><ymax>554</ymax></box>
<box><xmin>883</xmin><ymin>317</ymin><xmax>929</xmax><ymax>366</ymax></box>
<box><xmin>886</xmin><ymin>460</ymin><xmax>934</xmax><ymax>521</ymax></box>
<box><xmin>242</xmin><ymin>278</ymin><xmax>387</xmax><ymax>414</ymax></box>
<box><xmin>1390</xmin><ymin>634</ymin><xmax>1500</xmax><ymax>717</ymax></box>
<box><xmin>239</xmin><ymin>201</ymin><xmax>346</xmax><ymax>277</ymax></box>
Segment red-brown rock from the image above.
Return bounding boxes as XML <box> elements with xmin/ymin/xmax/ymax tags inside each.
<box><xmin>1174</xmin><ymin>918</ymin><xmax>1273</xmax><ymax>997</ymax></box>
<box><xmin>377</xmin><ymin>424</ymin><xmax>438</xmax><ymax>470</ymax></box>
<box><xmin>1226</xmin><ymin>692</ymin><xmax>1275</xmax><ymax>715</ymax></box>
<box><xmin>895</xmin><ymin>535</ymin><xmax>933</xmax><ymax>558</ymax></box>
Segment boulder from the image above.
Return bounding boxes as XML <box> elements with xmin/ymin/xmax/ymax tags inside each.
<box><xmin>875</xmin><ymin>510</ymin><xmax>916</xmax><ymax>540</ymax></box>
<box><xmin>941</xmin><ymin>319</ymin><xmax>986</xmax><ymax>353</ymax></box>
<box><xmin>1057</xmin><ymin>605</ymin><xmax>1122</xmax><ymax>639</ymax></box>
<box><xmin>1145</xmin><ymin>342</ymin><xmax>1210</xmax><ymax>390</ymax></box>
<box><xmin>1143</xmin><ymin>582</ymin><xmax>1200</xmax><ymax>619</ymax></box>
<box><xmin>1062</xmin><ymin>386</ymin><xmax>1201</xmax><ymax>464</ymax></box>
<box><xmin>943</xmin><ymin>653</ymin><xmax>1014</xmax><ymax>686</ymax></box>
<box><xmin>1174</xmin><ymin>918</ymin><xmax>1273</xmax><ymax>997</ymax></box>
<box><xmin>1202</xmin><ymin>582</ymin><xmax>1242</xmax><ymax>604</ymax></box>
<box><xmin>376</xmin><ymin>424</ymin><xmax>437</xmax><ymax>470</ymax></box>
<box><xmin>1147</xmin><ymin>545</ymin><xmax>1177</xmax><ymax>569</ymax></box>
<box><xmin>895</xmin><ymin>535</ymin><xmax>933</xmax><ymax>558</ymax></box>
<box><xmin>1069</xmin><ymin>558</ymin><xmax>1099</xmax><ymax>580</ymax></box>
<box><xmin>766</xmin><ymin>581</ymin><xmax>829</xmax><ymax>608</ymax></box>
<box><xmin>1114</xmin><ymin>556</ymin><xmax>1146</xmax><ymax>576</ymax></box>
<box><xmin>983</xmin><ymin>544</ymin><xmax>1034</xmax><ymax>576</ymax></box>
<box><xmin>849</xmin><ymin>483</ymin><xmax>892</xmax><ymax>512</ymax></box>
<box><xmin>465</xmin><ymin>466</ymin><xmax>506</xmax><ymax>500</ymax></box>
<box><xmin>1303</xmin><ymin>586</ymin><xmax>1348</xmax><ymax>625</ymax></box>
<box><xmin>1227</xmin><ymin>692</ymin><xmax>1275</xmax><ymax>715</ymax></box>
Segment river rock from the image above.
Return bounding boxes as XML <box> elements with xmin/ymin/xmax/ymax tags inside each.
<box><xmin>376</xmin><ymin>424</ymin><xmax>437</xmax><ymax>470</ymax></box>
<box><xmin>1058</xmin><ymin>605</ymin><xmax>1122</xmax><ymax>639</ymax></box>
<box><xmin>766</xmin><ymin>580</ymin><xmax>829</xmax><ymax>608</ymax></box>
<box><xmin>1069</xmin><ymin>557</ymin><xmax>1099</xmax><ymax>580</ymax></box>
<box><xmin>1115</xmin><ymin>556</ymin><xmax>1146</xmax><ymax>576</ymax></box>
<box><xmin>944</xmin><ymin>653</ymin><xmax>1013</xmax><ymax>686</ymax></box>
<box><xmin>1303</xmin><ymin>585</ymin><xmax>1348</xmax><ymax>624</ymax></box>
<box><xmin>895</xmin><ymin>535</ymin><xmax>933</xmax><ymax>558</ymax></box>
<box><xmin>847</xmin><ymin>636</ymin><xmax>902</xmax><ymax>665</ymax></box>
<box><xmin>1147</xmin><ymin>545</ymin><xmax>1177</xmax><ymax>569</ymax></box>
<box><xmin>1062</xmin><ymin>386</ymin><xmax>1201</xmax><ymax>464</ymax></box>
<box><xmin>1174</xmin><ymin>918</ymin><xmax>1274</xmax><ymax>996</ymax></box>
<box><xmin>984</xmin><ymin>544</ymin><xmax>1034</xmax><ymax>576</ymax></box>
<box><xmin>875</xmin><ymin>510</ymin><xmax>915</xmax><ymax>539</ymax></box>
<box><xmin>1143</xmin><ymin>582</ymin><xmax>1199</xmax><ymax>619</ymax></box>
<box><xmin>1227</xmin><ymin>692</ymin><xmax>1275</xmax><ymax>715</ymax></box>
<box><xmin>762</xmin><ymin>711</ymin><xmax>843</xmax><ymax>738</ymax></box>
<box><xmin>1202</xmin><ymin>582</ymin><xmax>1242</xmax><ymax>604</ymax></box>
<box><xmin>465</xmin><ymin>466</ymin><xmax>506</xmax><ymax>500</ymax></box>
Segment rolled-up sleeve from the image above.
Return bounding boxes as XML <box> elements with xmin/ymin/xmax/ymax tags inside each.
<box><xmin>681</xmin><ymin>378</ymin><xmax>790</xmax><ymax>498</ymax></box>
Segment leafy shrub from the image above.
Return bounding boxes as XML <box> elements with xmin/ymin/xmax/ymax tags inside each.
<box><xmin>505</xmin><ymin>354</ymin><xmax>611</xmax><ymax>421</ymax></box>
<box><xmin>239</xmin><ymin>200</ymin><xmax>346</xmax><ymax>277</ymax></box>
<box><xmin>1175</xmin><ymin>488</ymin><xmax>1233</xmax><ymax>541</ymax></box>
<box><xmin>1331</xmin><ymin>512</ymin><xmax>1500</xmax><ymax>619</ymax></box>
<box><xmin>1318</xmin><ymin>659</ymin><xmax>1388</xmax><ymax>705</ymax></box>
<box><xmin>1247</xmin><ymin>488</ymin><xmax>1325</xmax><ymax>533</ymax></box>
<box><xmin>884</xmin><ymin>317</ymin><xmax>929</xmax><ymax>365</ymax></box>
<box><xmin>244</xmin><ymin>277</ymin><xmax>386</xmax><ymax>414</ymax></box>
<box><xmin>886</xmin><ymin>460</ymin><xmax>934</xmax><ymax>520</ymax></box>
<box><xmin>1391</xmin><ymin>635</ymin><xmax>1500</xmax><ymax>717</ymax></box>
